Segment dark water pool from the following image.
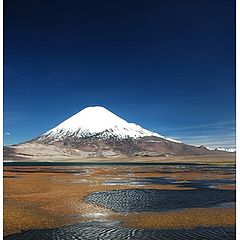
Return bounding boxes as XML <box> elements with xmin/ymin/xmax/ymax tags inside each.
<box><xmin>86</xmin><ymin>188</ymin><xmax>235</xmax><ymax>213</ymax></box>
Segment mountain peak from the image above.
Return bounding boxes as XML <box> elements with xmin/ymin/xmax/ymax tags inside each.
<box><xmin>80</xmin><ymin>105</ymin><xmax>110</xmax><ymax>113</ymax></box>
<box><xmin>38</xmin><ymin>106</ymin><xmax>180</xmax><ymax>143</ymax></box>
<box><xmin>51</xmin><ymin>106</ymin><xmax>131</xmax><ymax>132</ymax></box>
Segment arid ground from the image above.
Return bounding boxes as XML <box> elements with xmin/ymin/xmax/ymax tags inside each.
<box><xmin>3</xmin><ymin>155</ymin><xmax>236</xmax><ymax>239</ymax></box>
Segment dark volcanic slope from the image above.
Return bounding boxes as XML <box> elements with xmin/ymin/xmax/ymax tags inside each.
<box><xmin>34</xmin><ymin>135</ymin><xmax>222</xmax><ymax>157</ymax></box>
<box><xmin>3</xmin><ymin>146</ymin><xmax>32</xmax><ymax>161</ymax></box>
<box><xmin>4</xmin><ymin>135</ymin><xmax>233</xmax><ymax>161</ymax></box>
<box><xmin>5</xmin><ymin>222</ymin><xmax>235</xmax><ymax>240</ymax></box>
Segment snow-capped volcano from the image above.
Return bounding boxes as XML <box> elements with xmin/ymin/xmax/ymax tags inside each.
<box><xmin>39</xmin><ymin>106</ymin><xmax>179</xmax><ymax>143</ymax></box>
<box><xmin>5</xmin><ymin>106</ymin><xmax>233</xmax><ymax>161</ymax></box>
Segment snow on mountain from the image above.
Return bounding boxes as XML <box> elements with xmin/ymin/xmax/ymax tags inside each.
<box><xmin>215</xmin><ymin>147</ymin><xmax>236</xmax><ymax>153</ymax></box>
<box><xmin>39</xmin><ymin>106</ymin><xmax>180</xmax><ymax>143</ymax></box>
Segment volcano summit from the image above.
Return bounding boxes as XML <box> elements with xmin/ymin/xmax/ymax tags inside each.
<box><xmin>4</xmin><ymin>106</ymin><xmax>225</xmax><ymax>161</ymax></box>
<box><xmin>38</xmin><ymin>106</ymin><xmax>179</xmax><ymax>143</ymax></box>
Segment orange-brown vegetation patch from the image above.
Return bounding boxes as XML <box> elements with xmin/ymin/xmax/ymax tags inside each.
<box><xmin>4</xmin><ymin>167</ymin><xmax>146</xmax><ymax>235</ymax></box>
<box><xmin>121</xmin><ymin>207</ymin><xmax>236</xmax><ymax>229</ymax></box>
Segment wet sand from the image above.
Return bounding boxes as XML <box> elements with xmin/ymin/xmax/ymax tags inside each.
<box><xmin>3</xmin><ymin>159</ymin><xmax>236</xmax><ymax>239</ymax></box>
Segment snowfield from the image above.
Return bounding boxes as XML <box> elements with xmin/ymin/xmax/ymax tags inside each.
<box><xmin>39</xmin><ymin>106</ymin><xmax>181</xmax><ymax>143</ymax></box>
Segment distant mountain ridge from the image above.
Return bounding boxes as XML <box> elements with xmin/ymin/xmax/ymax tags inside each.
<box><xmin>214</xmin><ymin>147</ymin><xmax>236</xmax><ymax>153</ymax></box>
<box><xmin>3</xmin><ymin>106</ymin><xmax>233</xmax><ymax>161</ymax></box>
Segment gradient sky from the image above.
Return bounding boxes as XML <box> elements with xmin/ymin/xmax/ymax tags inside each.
<box><xmin>4</xmin><ymin>0</ymin><xmax>236</xmax><ymax>148</ymax></box>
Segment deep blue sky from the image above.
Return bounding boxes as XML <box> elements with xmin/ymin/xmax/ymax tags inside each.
<box><xmin>4</xmin><ymin>0</ymin><xmax>236</xmax><ymax>148</ymax></box>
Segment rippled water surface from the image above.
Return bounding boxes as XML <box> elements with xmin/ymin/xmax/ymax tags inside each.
<box><xmin>6</xmin><ymin>222</ymin><xmax>235</xmax><ymax>240</ymax></box>
<box><xmin>86</xmin><ymin>188</ymin><xmax>235</xmax><ymax>212</ymax></box>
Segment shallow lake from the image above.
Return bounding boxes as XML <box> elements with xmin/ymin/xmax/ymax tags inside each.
<box><xmin>4</xmin><ymin>162</ymin><xmax>236</xmax><ymax>239</ymax></box>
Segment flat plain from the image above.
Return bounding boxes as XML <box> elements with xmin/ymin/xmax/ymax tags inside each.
<box><xmin>3</xmin><ymin>155</ymin><xmax>236</xmax><ymax>239</ymax></box>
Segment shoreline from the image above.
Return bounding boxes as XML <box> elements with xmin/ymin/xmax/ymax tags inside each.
<box><xmin>3</xmin><ymin>154</ymin><xmax>236</xmax><ymax>165</ymax></box>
